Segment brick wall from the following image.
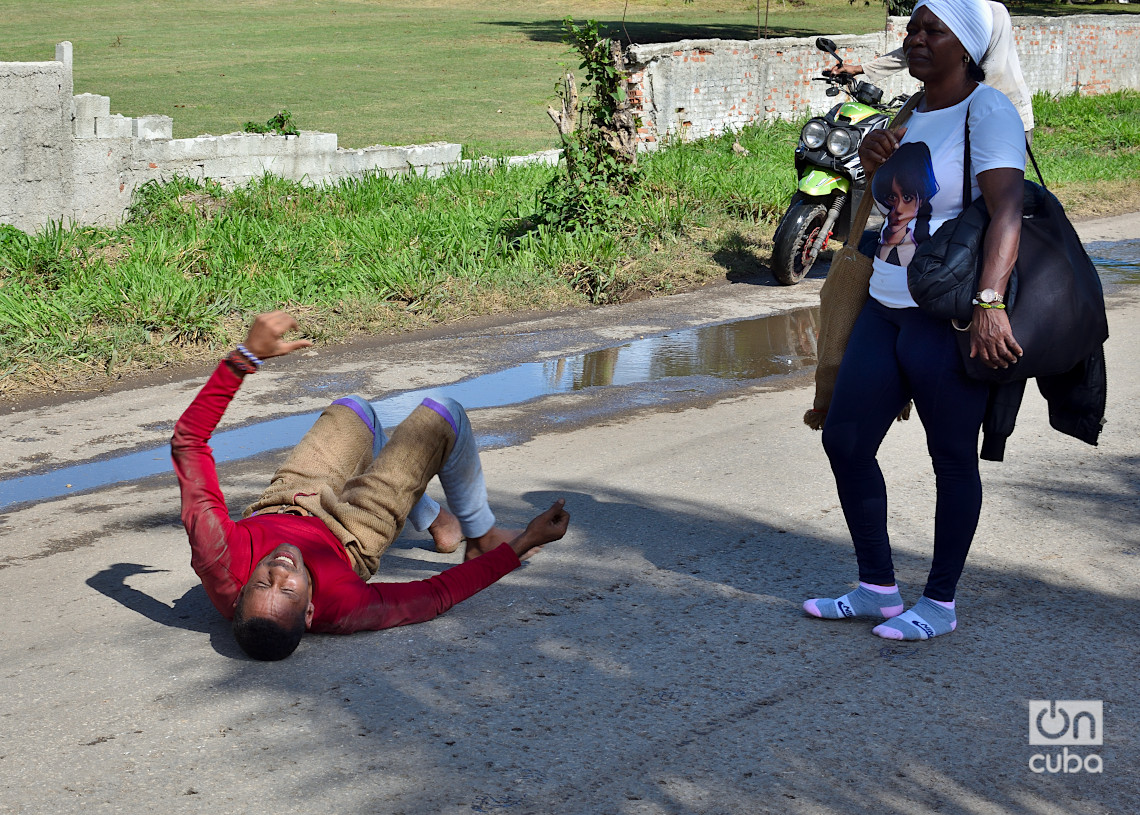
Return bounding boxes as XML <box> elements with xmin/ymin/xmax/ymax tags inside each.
<box><xmin>628</xmin><ymin>14</ymin><xmax>1140</xmax><ymax>146</ymax></box>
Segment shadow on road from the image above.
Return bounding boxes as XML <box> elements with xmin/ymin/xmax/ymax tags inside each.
<box><xmin>87</xmin><ymin>562</ymin><xmax>244</xmax><ymax>658</ymax></box>
<box><xmin>66</xmin><ymin>470</ymin><xmax>1135</xmax><ymax>812</ymax></box>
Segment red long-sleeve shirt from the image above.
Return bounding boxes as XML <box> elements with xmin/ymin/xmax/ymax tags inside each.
<box><xmin>170</xmin><ymin>361</ymin><xmax>520</xmax><ymax>634</ymax></box>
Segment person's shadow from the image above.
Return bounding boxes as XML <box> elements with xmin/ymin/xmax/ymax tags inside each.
<box><xmin>86</xmin><ymin>562</ymin><xmax>245</xmax><ymax>658</ymax></box>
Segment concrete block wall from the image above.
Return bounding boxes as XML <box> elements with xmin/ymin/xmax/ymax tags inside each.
<box><xmin>66</xmin><ymin>106</ymin><xmax>466</xmax><ymax>228</ymax></box>
<box><xmin>628</xmin><ymin>14</ymin><xmax>1140</xmax><ymax>146</ymax></box>
<box><xmin>0</xmin><ymin>43</ymin><xmax>74</xmax><ymax>232</ymax></box>
<box><xmin>882</xmin><ymin>14</ymin><xmax>1140</xmax><ymax>96</ymax></box>
<box><xmin>1052</xmin><ymin>15</ymin><xmax>1140</xmax><ymax>94</ymax></box>
<box><xmin>626</xmin><ymin>42</ymin><xmax>771</xmax><ymax>147</ymax></box>
<box><xmin>0</xmin><ymin>44</ymin><xmax>470</xmax><ymax>233</ymax></box>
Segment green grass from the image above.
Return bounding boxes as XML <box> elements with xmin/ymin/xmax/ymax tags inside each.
<box><xmin>2</xmin><ymin>90</ymin><xmax>1137</xmax><ymax>397</ymax></box>
<box><xmin>3</xmin><ymin>2</ymin><xmax>1138</xmax><ymax>396</ymax></box>
<box><xmin>1031</xmin><ymin>90</ymin><xmax>1140</xmax><ymax>181</ymax></box>
<box><xmin>0</xmin><ymin>0</ymin><xmax>889</xmax><ymax>154</ymax></box>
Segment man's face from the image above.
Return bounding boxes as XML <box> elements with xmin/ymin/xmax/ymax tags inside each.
<box><xmin>237</xmin><ymin>544</ymin><xmax>315</xmax><ymax>629</ymax></box>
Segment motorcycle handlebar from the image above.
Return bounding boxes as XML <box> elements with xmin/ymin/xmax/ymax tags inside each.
<box><xmin>814</xmin><ymin>73</ymin><xmax>853</xmax><ymax>87</ymax></box>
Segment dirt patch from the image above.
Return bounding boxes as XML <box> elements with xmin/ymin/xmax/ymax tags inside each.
<box><xmin>1052</xmin><ymin>181</ymin><xmax>1140</xmax><ymax>220</ymax></box>
<box><xmin>79</xmin><ymin>239</ymin><xmax>133</xmax><ymax>267</ymax></box>
<box><xmin>176</xmin><ymin>191</ymin><xmax>228</xmax><ymax>220</ymax></box>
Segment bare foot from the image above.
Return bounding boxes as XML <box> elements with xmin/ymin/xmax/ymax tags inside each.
<box><xmin>428</xmin><ymin>508</ymin><xmax>463</xmax><ymax>554</ymax></box>
<box><xmin>464</xmin><ymin>525</ymin><xmax>522</xmax><ymax>561</ymax></box>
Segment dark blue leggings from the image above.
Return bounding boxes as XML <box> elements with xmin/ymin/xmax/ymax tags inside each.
<box><xmin>822</xmin><ymin>299</ymin><xmax>989</xmax><ymax>601</ymax></box>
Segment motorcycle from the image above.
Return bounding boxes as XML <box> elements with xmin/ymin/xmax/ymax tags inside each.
<box><xmin>769</xmin><ymin>38</ymin><xmax>908</xmax><ymax>285</ymax></box>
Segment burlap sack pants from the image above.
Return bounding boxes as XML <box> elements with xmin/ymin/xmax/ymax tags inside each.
<box><xmin>244</xmin><ymin>396</ymin><xmax>495</xmax><ymax>580</ymax></box>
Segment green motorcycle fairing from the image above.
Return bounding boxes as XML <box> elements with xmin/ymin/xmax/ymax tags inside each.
<box><xmin>797</xmin><ymin>169</ymin><xmax>851</xmax><ymax>197</ymax></box>
<box><xmin>837</xmin><ymin>101</ymin><xmax>881</xmax><ymax>125</ymax></box>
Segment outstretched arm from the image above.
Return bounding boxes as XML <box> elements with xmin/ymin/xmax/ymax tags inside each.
<box><xmin>823</xmin><ymin>48</ymin><xmax>907</xmax><ymax>82</ymax></box>
<box><xmin>318</xmin><ymin>501</ymin><xmax>571</xmax><ymax>634</ymax></box>
<box><xmin>823</xmin><ymin>62</ymin><xmax>863</xmax><ymax>78</ymax></box>
<box><xmin>172</xmin><ymin>311</ymin><xmax>311</xmax><ymax>607</ymax></box>
<box><xmin>858</xmin><ymin>48</ymin><xmax>908</xmax><ymax>85</ymax></box>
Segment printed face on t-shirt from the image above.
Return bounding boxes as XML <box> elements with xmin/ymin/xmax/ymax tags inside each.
<box><xmin>884</xmin><ymin>180</ymin><xmax>920</xmax><ymax>232</ymax></box>
<box><xmin>871</xmin><ymin>141</ymin><xmax>941</xmax><ymax>265</ymax></box>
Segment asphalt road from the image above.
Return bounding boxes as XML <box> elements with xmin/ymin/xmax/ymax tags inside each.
<box><xmin>1</xmin><ymin>213</ymin><xmax>1138</xmax><ymax>814</ymax></box>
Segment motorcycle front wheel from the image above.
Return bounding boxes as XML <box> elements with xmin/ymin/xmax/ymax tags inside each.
<box><xmin>770</xmin><ymin>199</ymin><xmax>829</xmax><ymax>285</ymax></box>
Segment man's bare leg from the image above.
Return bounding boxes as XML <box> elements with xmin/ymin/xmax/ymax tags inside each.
<box><xmin>428</xmin><ymin>507</ymin><xmax>463</xmax><ymax>554</ymax></box>
<box><xmin>464</xmin><ymin>525</ymin><xmax>524</xmax><ymax>561</ymax></box>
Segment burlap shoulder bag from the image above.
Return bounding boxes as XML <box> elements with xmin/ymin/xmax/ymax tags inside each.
<box><xmin>803</xmin><ymin>93</ymin><xmax>923</xmax><ymax>430</ymax></box>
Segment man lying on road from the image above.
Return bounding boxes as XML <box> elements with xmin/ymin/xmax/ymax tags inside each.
<box><xmin>171</xmin><ymin>311</ymin><xmax>569</xmax><ymax>661</ymax></box>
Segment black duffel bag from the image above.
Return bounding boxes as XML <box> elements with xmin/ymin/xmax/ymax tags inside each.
<box><xmin>908</xmin><ymin>137</ymin><xmax>1109</xmax><ymax>384</ymax></box>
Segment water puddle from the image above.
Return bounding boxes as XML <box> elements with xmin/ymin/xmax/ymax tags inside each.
<box><xmin>1089</xmin><ymin>238</ymin><xmax>1140</xmax><ymax>285</ymax></box>
<box><xmin>0</xmin><ymin>308</ymin><xmax>819</xmax><ymax>511</ymax></box>
<box><xmin>4</xmin><ymin>234</ymin><xmax>1137</xmax><ymax>513</ymax></box>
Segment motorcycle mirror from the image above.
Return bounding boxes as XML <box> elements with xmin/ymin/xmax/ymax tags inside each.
<box><xmin>816</xmin><ymin>38</ymin><xmax>838</xmax><ymax>56</ymax></box>
<box><xmin>826</xmin><ymin>87</ymin><xmax>840</xmax><ymax>97</ymax></box>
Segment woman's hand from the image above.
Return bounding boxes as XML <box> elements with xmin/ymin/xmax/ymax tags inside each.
<box><xmin>969</xmin><ymin>306</ymin><xmax>1022</xmax><ymax>368</ymax></box>
<box><xmin>971</xmin><ymin>167</ymin><xmax>1025</xmax><ymax>369</ymax></box>
<box><xmin>859</xmin><ymin>127</ymin><xmax>906</xmax><ymax>176</ymax></box>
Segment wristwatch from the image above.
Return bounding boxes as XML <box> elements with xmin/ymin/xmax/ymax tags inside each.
<box><xmin>973</xmin><ymin>288</ymin><xmax>1005</xmax><ymax>308</ymax></box>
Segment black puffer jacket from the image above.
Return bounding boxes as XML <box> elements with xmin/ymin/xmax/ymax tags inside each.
<box><xmin>980</xmin><ymin>346</ymin><xmax>1107</xmax><ymax>462</ymax></box>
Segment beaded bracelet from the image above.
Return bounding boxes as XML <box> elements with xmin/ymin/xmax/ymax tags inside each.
<box><xmin>223</xmin><ymin>348</ymin><xmax>259</xmax><ymax>376</ymax></box>
<box><xmin>236</xmin><ymin>344</ymin><xmax>264</xmax><ymax>367</ymax></box>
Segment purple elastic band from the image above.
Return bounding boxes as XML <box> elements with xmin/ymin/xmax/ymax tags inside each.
<box><xmin>421</xmin><ymin>397</ymin><xmax>458</xmax><ymax>436</ymax></box>
<box><xmin>331</xmin><ymin>397</ymin><xmax>376</xmax><ymax>435</ymax></box>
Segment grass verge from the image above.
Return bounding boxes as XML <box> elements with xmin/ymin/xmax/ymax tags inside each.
<box><xmin>1</xmin><ymin>90</ymin><xmax>1138</xmax><ymax>400</ymax></box>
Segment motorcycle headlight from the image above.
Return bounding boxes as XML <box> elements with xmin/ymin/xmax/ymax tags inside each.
<box><xmin>801</xmin><ymin>120</ymin><xmax>828</xmax><ymax>150</ymax></box>
<box><xmin>826</xmin><ymin>128</ymin><xmax>855</xmax><ymax>157</ymax></box>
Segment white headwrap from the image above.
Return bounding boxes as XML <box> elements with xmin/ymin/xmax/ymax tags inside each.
<box><xmin>913</xmin><ymin>0</ymin><xmax>994</xmax><ymax>65</ymax></box>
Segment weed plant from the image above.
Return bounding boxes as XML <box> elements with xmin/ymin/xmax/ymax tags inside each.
<box><xmin>539</xmin><ymin>19</ymin><xmax>641</xmax><ymax>236</ymax></box>
<box><xmin>243</xmin><ymin>110</ymin><xmax>300</xmax><ymax>137</ymax></box>
<box><xmin>1</xmin><ymin>90</ymin><xmax>1137</xmax><ymax>396</ymax></box>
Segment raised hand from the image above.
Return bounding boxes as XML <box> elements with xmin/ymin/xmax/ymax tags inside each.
<box><xmin>242</xmin><ymin>311</ymin><xmax>313</xmax><ymax>360</ymax></box>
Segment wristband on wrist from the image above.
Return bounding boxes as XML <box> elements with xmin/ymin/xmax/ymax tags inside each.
<box><xmin>224</xmin><ymin>348</ymin><xmax>259</xmax><ymax>376</ymax></box>
<box><xmin>973</xmin><ymin>288</ymin><xmax>1004</xmax><ymax>307</ymax></box>
<box><xmin>236</xmin><ymin>344</ymin><xmax>264</xmax><ymax>367</ymax></box>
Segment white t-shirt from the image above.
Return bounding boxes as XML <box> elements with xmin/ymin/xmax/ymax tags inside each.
<box><xmin>868</xmin><ymin>84</ymin><xmax>1026</xmax><ymax>308</ymax></box>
